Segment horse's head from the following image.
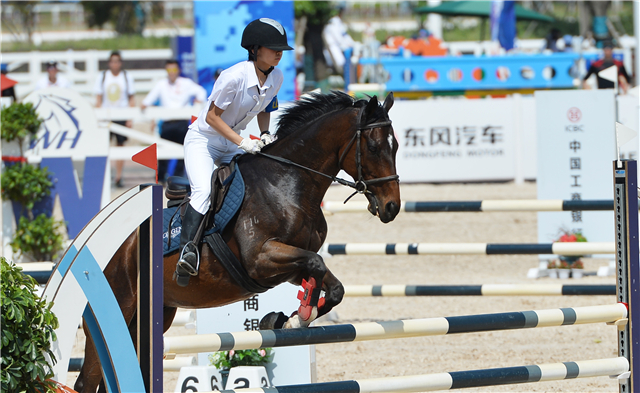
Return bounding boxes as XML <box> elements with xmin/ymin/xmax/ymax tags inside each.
<box><xmin>340</xmin><ymin>93</ymin><xmax>400</xmax><ymax>223</ymax></box>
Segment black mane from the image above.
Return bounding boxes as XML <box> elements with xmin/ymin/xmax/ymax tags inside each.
<box><xmin>275</xmin><ymin>91</ymin><xmax>366</xmax><ymax>140</ymax></box>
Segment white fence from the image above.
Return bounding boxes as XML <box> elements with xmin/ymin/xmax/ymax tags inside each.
<box><xmin>2</xmin><ymin>49</ymin><xmax>172</xmax><ymax>99</ymax></box>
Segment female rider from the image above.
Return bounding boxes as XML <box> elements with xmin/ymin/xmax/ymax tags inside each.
<box><xmin>175</xmin><ymin>18</ymin><xmax>293</xmax><ymax>286</ymax></box>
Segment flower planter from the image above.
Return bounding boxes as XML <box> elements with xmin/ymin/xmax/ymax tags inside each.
<box><xmin>548</xmin><ymin>268</ymin><xmax>558</xmax><ymax>279</ymax></box>
<box><xmin>558</xmin><ymin>269</ymin><xmax>571</xmax><ymax>279</ymax></box>
<box><xmin>572</xmin><ymin>268</ymin><xmax>584</xmax><ymax>279</ymax></box>
<box><xmin>225</xmin><ymin>366</ymin><xmax>271</xmax><ymax>390</ymax></box>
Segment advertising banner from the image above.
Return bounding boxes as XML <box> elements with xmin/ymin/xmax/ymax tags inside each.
<box><xmin>536</xmin><ymin>90</ymin><xmax>617</xmax><ymax>246</ymax></box>
<box><xmin>393</xmin><ymin>98</ymin><xmax>517</xmax><ymax>182</ymax></box>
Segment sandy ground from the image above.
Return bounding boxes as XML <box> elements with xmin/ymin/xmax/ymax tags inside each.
<box><xmin>67</xmin><ymin>180</ymin><xmax>620</xmax><ymax>392</ymax></box>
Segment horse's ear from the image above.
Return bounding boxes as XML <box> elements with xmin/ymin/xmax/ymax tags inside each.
<box><xmin>364</xmin><ymin>95</ymin><xmax>379</xmax><ymax>120</ymax></box>
<box><xmin>383</xmin><ymin>92</ymin><xmax>394</xmax><ymax>112</ymax></box>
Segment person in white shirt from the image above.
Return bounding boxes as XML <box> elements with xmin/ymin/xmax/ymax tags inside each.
<box><xmin>174</xmin><ymin>18</ymin><xmax>293</xmax><ymax>286</ymax></box>
<box><xmin>141</xmin><ymin>59</ymin><xmax>207</xmax><ymax>181</ymax></box>
<box><xmin>34</xmin><ymin>61</ymin><xmax>71</xmax><ymax>90</ymax></box>
<box><xmin>323</xmin><ymin>7</ymin><xmax>354</xmax><ymax>73</ymax></box>
<box><xmin>94</xmin><ymin>51</ymin><xmax>136</xmax><ymax>188</ymax></box>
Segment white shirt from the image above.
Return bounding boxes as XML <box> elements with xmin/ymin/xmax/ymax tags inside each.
<box><xmin>190</xmin><ymin>61</ymin><xmax>283</xmax><ymax>135</ymax></box>
<box><xmin>141</xmin><ymin>76</ymin><xmax>207</xmax><ymax>108</ymax></box>
<box><xmin>93</xmin><ymin>70</ymin><xmax>135</xmax><ymax>108</ymax></box>
<box><xmin>34</xmin><ymin>74</ymin><xmax>71</xmax><ymax>90</ymax></box>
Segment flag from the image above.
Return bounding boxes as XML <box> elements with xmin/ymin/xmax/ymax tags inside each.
<box><xmin>491</xmin><ymin>1</ymin><xmax>516</xmax><ymax>51</ymax></box>
<box><xmin>599</xmin><ymin>65</ymin><xmax>618</xmax><ymax>83</ymax></box>
<box><xmin>616</xmin><ymin>122</ymin><xmax>637</xmax><ymax>148</ymax></box>
<box><xmin>132</xmin><ymin>144</ymin><xmax>158</xmax><ymax>183</ymax></box>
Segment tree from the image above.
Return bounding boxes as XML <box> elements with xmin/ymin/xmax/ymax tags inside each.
<box><xmin>81</xmin><ymin>1</ymin><xmax>162</xmax><ymax>35</ymax></box>
<box><xmin>578</xmin><ymin>1</ymin><xmax>612</xmax><ymax>42</ymax></box>
<box><xmin>1</xmin><ymin>2</ymin><xmax>37</xmax><ymax>44</ymax></box>
<box><xmin>295</xmin><ymin>1</ymin><xmax>335</xmax><ymax>83</ymax></box>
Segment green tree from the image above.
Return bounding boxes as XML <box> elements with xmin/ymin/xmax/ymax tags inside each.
<box><xmin>295</xmin><ymin>1</ymin><xmax>336</xmax><ymax>83</ymax></box>
<box><xmin>81</xmin><ymin>1</ymin><xmax>161</xmax><ymax>35</ymax></box>
<box><xmin>1</xmin><ymin>2</ymin><xmax>37</xmax><ymax>44</ymax></box>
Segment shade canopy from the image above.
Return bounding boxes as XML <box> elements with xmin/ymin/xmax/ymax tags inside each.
<box><xmin>414</xmin><ymin>1</ymin><xmax>555</xmax><ymax>22</ymax></box>
<box><xmin>1</xmin><ymin>74</ymin><xmax>17</xmax><ymax>91</ymax></box>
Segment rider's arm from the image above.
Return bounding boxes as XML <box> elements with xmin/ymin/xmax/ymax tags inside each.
<box><xmin>257</xmin><ymin>111</ymin><xmax>270</xmax><ymax>133</ymax></box>
<box><xmin>205</xmin><ymin>102</ymin><xmax>244</xmax><ymax>145</ymax></box>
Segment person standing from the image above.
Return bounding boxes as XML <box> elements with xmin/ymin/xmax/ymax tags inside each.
<box><xmin>94</xmin><ymin>50</ymin><xmax>136</xmax><ymax>188</ymax></box>
<box><xmin>174</xmin><ymin>18</ymin><xmax>292</xmax><ymax>286</ymax></box>
<box><xmin>34</xmin><ymin>61</ymin><xmax>71</xmax><ymax>90</ymax></box>
<box><xmin>582</xmin><ymin>41</ymin><xmax>630</xmax><ymax>94</ymax></box>
<box><xmin>141</xmin><ymin>60</ymin><xmax>207</xmax><ymax>181</ymax></box>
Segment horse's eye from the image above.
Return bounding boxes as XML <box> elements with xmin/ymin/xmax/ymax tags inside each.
<box><xmin>367</xmin><ymin>141</ymin><xmax>379</xmax><ymax>153</ymax></box>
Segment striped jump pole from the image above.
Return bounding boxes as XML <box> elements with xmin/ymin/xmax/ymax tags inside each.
<box><xmin>321</xmin><ymin>242</ymin><xmax>614</xmax><ymax>256</ymax></box>
<box><xmin>214</xmin><ymin>357</ymin><xmax>629</xmax><ymax>393</ymax></box>
<box><xmin>322</xmin><ymin>199</ymin><xmax>615</xmax><ymax>213</ymax></box>
<box><xmin>343</xmin><ymin>284</ymin><xmax>616</xmax><ymax>297</ymax></box>
<box><xmin>163</xmin><ymin>303</ymin><xmax>626</xmax><ymax>355</ymax></box>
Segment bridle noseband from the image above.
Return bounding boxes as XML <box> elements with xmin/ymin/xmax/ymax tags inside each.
<box><xmin>257</xmin><ymin>105</ymin><xmax>400</xmax><ymax>203</ymax></box>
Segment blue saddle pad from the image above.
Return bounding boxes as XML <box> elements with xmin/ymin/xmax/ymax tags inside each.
<box><xmin>163</xmin><ymin>167</ymin><xmax>245</xmax><ymax>256</ymax></box>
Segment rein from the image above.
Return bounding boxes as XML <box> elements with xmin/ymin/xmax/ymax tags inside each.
<box><xmin>257</xmin><ymin>107</ymin><xmax>399</xmax><ymax>204</ymax></box>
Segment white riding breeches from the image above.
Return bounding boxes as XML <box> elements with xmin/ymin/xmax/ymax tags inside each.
<box><xmin>183</xmin><ymin>129</ymin><xmax>243</xmax><ymax>214</ymax></box>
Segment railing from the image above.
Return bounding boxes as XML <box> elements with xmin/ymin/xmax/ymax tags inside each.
<box><xmin>2</xmin><ymin>49</ymin><xmax>173</xmax><ymax>99</ymax></box>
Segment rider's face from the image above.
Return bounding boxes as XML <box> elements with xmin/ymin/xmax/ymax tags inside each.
<box><xmin>256</xmin><ymin>47</ymin><xmax>282</xmax><ymax>67</ymax></box>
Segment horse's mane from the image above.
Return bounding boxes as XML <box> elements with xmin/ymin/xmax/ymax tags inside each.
<box><xmin>275</xmin><ymin>91</ymin><xmax>366</xmax><ymax>140</ymax></box>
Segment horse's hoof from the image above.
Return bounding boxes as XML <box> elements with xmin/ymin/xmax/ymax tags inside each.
<box><xmin>259</xmin><ymin>311</ymin><xmax>288</xmax><ymax>330</ymax></box>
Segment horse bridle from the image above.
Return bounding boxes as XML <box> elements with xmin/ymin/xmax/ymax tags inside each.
<box><xmin>257</xmin><ymin>106</ymin><xmax>399</xmax><ymax>203</ymax></box>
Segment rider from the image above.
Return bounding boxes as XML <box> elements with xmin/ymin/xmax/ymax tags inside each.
<box><xmin>175</xmin><ymin>18</ymin><xmax>293</xmax><ymax>286</ymax></box>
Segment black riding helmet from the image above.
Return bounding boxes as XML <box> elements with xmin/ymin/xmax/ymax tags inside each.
<box><xmin>241</xmin><ymin>18</ymin><xmax>293</xmax><ymax>52</ymax></box>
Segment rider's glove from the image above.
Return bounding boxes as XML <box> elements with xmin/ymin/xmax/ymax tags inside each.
<box><xmin>260</xmin><ymin>130</ymin><xmax>277</xmax><ymax>145</ymax></box>
<box><xmin>239</xmin><ymin>138</ymin><xmax>264</xmax><ymax>154</ymax></box>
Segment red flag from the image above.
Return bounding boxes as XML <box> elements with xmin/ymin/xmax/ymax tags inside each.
<box><xmin>132</xmin><ymin>143</ymin><xmax>158</xmax><ymax>183</ymax></box>
<box><xmin>191</xmin><ymin>115</ymin><xmax>198</xmax><ymax>124</ymax></box>
<box><xmin>1</xmin><ymin>74</ymin><xmax>18</xmax><ymax>91</ymax></box>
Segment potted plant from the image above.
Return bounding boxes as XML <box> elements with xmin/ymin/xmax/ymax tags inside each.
<box><xmin>571</xmin><ymin>259</ymin><xmax>585</xmax><ymax>279</ymax></box>
<box><xmin>209</xmin><ymin>348</ymin><xmax>273</xmax><ymax>388</ymax></box>
<box><xmin>557</xmin><ymin>259</ymin><xmax>571</xmax><ymax>279</ymax></box>
<box><xmin>1</xmin><ymin>257</ymin><xmax>59</xmax><ymax>393</ymax></box>
<box><xmin>1</xmin><ymin>102</ymin><xmax>65</xmax><ymax>262</ymax></box>
<box><xmin>555</xmin><ymin>229</ymin><xmax>587</xmax><ymax>279</ymax></box>
<box><xmin>546</xmin><ymin>260</ymin><xmax>558</xmax><ymax>279</ymax></box>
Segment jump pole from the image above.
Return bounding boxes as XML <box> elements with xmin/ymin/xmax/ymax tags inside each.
<box><xmin>213</xmin><ymin>357</ymin><xmax>629</xmax><ymax>393</ymax></box>
<box><xmin>343</xmin><ymin>284</ymin><xmax>617</xmax><ymax>297</ymax></box>
<box><xmin>163</xmin><ymin>303</ymin><xmax>626</xmax><ymax>355</ymax></box>
<box><xmin>613</xmin><ymin>160</ymin><xmax>639</xmax><ymax>393</ymax></box>
<box><xmin>323</xmin><ymin>199</ymin><xmax>616</xmax><ymax>213</ymax></box>
<box><xmin>321</xmin><ymin>242</ymin><xmax>614</xmax><ymax>256</ymax></box>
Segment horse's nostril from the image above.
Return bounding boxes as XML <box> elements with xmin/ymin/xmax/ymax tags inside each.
<box><xmin>386</xmin><ymin>201</ymin><xmax>400</xmax><ymax>217</ymax></box>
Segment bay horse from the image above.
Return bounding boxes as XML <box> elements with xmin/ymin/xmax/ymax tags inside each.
<box><xmin>74</xmin><ymin>91</ymin><xmax>400</xmax><ymax>392</ymax></box>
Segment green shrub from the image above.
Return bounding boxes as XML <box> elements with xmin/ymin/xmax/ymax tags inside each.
<box><xmin>11</xmin><ymin>215</ymin><xmax>64</xmax><ymax>262</ymax></box>
<box><xmin>1</xmin><ymin>257</ymin><xmax>59</xmax><ymax>393</ymax></box>
<box><xmin>0</xmin><ymin>102</ymin><xmax>41</xmax><ymax>156</ymax></box>
<box><xmin>1</xmin><ymin>163</ymin><xmax>53</xmax><ymax>216</ymax></box>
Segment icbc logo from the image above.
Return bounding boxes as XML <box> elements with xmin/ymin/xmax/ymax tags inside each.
<box><xmin>567</xmin><ymin>107</ymin><xmax>582</xmax><ymax>123</ymax></box>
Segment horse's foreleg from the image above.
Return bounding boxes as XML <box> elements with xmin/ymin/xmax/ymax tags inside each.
<box><xmin>318</xmin><ymin>269</ymin><xmax>344</xmax><ymax>318</ymax></box>
<box><xmin>255</xmin><ymin>241</ymin><xmax>339</xmax><ymax>328</ymax></box>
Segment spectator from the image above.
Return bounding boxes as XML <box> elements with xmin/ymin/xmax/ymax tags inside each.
<box><xmin>34</xmin><ymin>61</ymin><xmax>71</xmax><ymax>90</ymax></box>
<box><xmin>141</xmin><ymin>60</ymin><xmax>207</xmax><ymax>182</ymax></box>
<box><xmin>544</xmin><ymin>28</ymin><xmax>563</xmax><ymax>52</ymax></box>
<box><xmin>323</xmin><ymin>6</ymin><xmax>354</xmax><ymax>74</ymax></box>
<box><xmin>94</xmin><ymin>51</ymin><xmax>135</xmax><ymax>188</ymax></box>
<box><xmin>582</xmin><ymin>41</ymin><xmax>630</xmax><ymax>94</ymax></box>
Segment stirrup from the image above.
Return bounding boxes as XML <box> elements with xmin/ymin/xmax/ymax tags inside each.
<box><xmin>177</xmin><ymin>242</ymin><xmax>199</xmax><ymax>276</ymax></box>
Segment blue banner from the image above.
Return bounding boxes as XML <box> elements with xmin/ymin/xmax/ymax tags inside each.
<box><xmin>193</xmin><ymin>1</ymin><xmax>295</xmax><ymax>101</ymax></box>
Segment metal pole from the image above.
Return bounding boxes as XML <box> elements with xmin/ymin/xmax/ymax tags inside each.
<box><xmin>613</xmin><ymin>159</ymin><xmax>639</xmax><ymax>393</ymax></box>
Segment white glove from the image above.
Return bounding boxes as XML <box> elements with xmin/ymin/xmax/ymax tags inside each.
<box><xmin>239</xmin><ymin>138</ymin><xmax>264</xmax><ymax>154</ymax></box>
<box><xmin>260</xmin><ymin>131</ymin><xmax>277</xmax><ymax>145</ymax></box>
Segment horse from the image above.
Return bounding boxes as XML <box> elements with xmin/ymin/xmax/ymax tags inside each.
<box><xmin>74</xmin><ymin>91</ymin><xmax>400</xmax><ymax>392</ymax></box>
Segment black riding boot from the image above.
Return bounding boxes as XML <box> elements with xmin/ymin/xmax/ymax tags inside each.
<box><xmin>174</xmin><ymin>204</ymin><xmax>204</xmax><ymax>287</ymax></box>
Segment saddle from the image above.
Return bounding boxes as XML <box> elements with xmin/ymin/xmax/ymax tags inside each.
<box><xmin>165</xmin><ymin>159</ymin><xmax>271</xmax><ymax>293</ymax></box>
